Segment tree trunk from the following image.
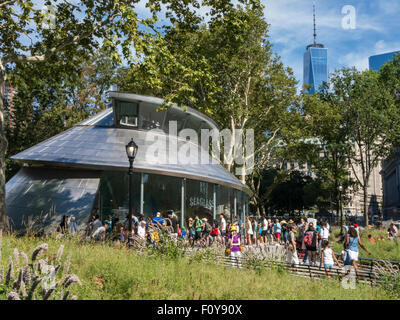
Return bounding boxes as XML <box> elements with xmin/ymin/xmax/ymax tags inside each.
<box><xmin>363</xmin><ymin>185</ymin><xmax>369</xmax><ymax>227</ymax></box>
<box><xmin>261</xmin><ymin>205</ymin><xmax>266</xmax><ymax>216</ymax></box>
<box><xmin>0</xmin><ymin>62</ymin><xmax>8</xmax><ymax>230</ymax></box>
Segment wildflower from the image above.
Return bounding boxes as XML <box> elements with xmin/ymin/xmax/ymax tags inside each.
<box><xmin>21</xmin><ymin>281</ymin><xmax>28</xmax><ymax>298</ymax></box>
<box><xmin>56</xmin><ymin>245</ymin><xmax>64</xmax><ymax>262</ymax></box>
<box><xmin>37</xmin><ymin>259</ymin><xmax>48</xmax><ymax>273</ymax></box>
<box><xmin>7</xmin><ymin>292</ymin><xmax>21</xmax><ymax>300</ymax></box>
<box><xmin>43</xmin><ymin>288</ymin><xmax>55</xmax><ymax>300</ymax></box>
<box><xmin>62</xmin><ymin>274</ymin><xmax>82</xmax><ymax>288</ymax></box>
<box><xmin>27</xmin><ymin>277</ymin><xmax>42</xmax><ymax>300</ymax></box>
<box><xmin>13</xmin><ymin>268</ymin><xmax>23</xmax><ymax>291</ymax></box>
<box><xmin>20</xmin><ymin>252</ymin><xmax>29</xmax><ymax>266</ymax></box>
<box><xmin>13</xmin><ymin>248</ymin><xmax>19</xmax><ymax>267</ymax></box>
<box><xmin>5</xmin><ymin>258</ymin><xmax>13</xmax><ymax>286</ymax></box>
<box><xmin>31</xmin><ymin>243</ymin><xmax>49</xmax><ymax>262</ymax></box>
<box><xmin>23</xmin><ymin>265</ymin><xmax>31</xmax><ymax>286</ymax></box>
<box><xmin>62</xmin><ymin>290</ymin><xmax>70</xmax><ymax>300</ymax></box>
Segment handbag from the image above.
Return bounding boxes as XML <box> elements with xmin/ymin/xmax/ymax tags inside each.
<box><xmin>225</xmin><ymin>248</ymin><xmax>231</xmax><ymax>256</ymax></box>
<box><xmin>239</xmin><ymin>245</ymin><xmax>244</xmax><ymax>252</ymax></box>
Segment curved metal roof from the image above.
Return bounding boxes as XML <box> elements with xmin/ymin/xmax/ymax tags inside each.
<box><xmin>11</xmin><ymin>105</ymin><xmax>249</xmax><ymax>193</ymax></box>
<box><xmin>108</xmin><ymin>92</ymin><xmax>219</xmax><ymax>130</ymax></box>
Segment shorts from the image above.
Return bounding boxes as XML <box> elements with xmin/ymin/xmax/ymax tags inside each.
<box><xmin>348</xmin><ymin>250</ymin><xmax>359</xmax><ymax>261</ymax></box>
<box><xmin>306</xmin><ymin>246</ymin><xmax>317</xmax><ymax>252</ymax></box>
<box><xmin>202</xmin><ymin>231</ymin><xmax>209</xmax><ymax>237</ymax></box>
<box><xmin>247</xmin><ymin>229</ymin><xmax>253</xmax><ymax>235</ymax></box>
<box><xmin>324</xmin><ymin>264</ymin><xmax>333</xmax><ymax>269</ymax></box>
<box><xmin>230</xmin><ymin>250</ymin><xmax>241</xmax><ymax>258</ymax></box>
<box><xmin>261</xmin><ymin>230</ymin><xmax>268</xmax><ymax>237</ymax></box>
<box><xmin>194</xmin><ymin>231</ymin><xmax>202</xmax><ymax>240</ymax></box>
<box><xmin>274</xmin><ymin>232</ymin><xmax>281</xmax><ymax>239</ymax></box>
<box><xmin>221</xmin><ymin>230</ymin><xmax>226</xmax><ymax>237</ymax></box>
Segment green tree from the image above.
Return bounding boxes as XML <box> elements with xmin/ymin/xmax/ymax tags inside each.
<box><xmin>4</xmin><ymin>49</ymin><xmax>119</xmax><ymax>180</ymax></box>
<box><xmin>299</xmin><ymin>88</ymin><xmax>354</xmax><ymax>220</ymax></box>
<box><xmin>118</xmin><ymin>0</ymin><xmax>298</xmax><ymax>209</ymax></box>
<box><xmin>329</xmin><ymin>68</ymin><xmax>400</xmax><ymax>226</ymax></box>
<box><xmin>0</xmin><ymin>0</ymin><xmax>199</xmax><ymax>228</ymax></box>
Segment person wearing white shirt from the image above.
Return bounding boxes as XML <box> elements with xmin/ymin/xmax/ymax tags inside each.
<box><xmin>320</xmin><ymin>225</ymin><xmax>330</xmax><ymax>241</ymax></box>
<box><xmin>137</xmin><ymin>221</ymin><xmax>147</xmax><ymax>240</ymax></box>
<box><xmin>220</xmin><ymin>214</ymin><xmax>227</xmax><ymax>245</ymax></box>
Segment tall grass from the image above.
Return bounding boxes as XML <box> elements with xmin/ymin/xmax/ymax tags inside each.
<box><xmin>0</xmin><ymin>234</ymin><xmax>391</xmax><ymax>300</ymax></box>
<box><xmin>331</xmin><ymin>227</ymin><xmax>400</xmax><ymax>261</ymax></box>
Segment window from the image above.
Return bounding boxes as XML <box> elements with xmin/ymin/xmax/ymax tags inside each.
<box><xmin>186</xmin><ymin>179</ymin><xmax>214</xmax><ymax>223</ymax></box>
<box><xmin>117</xmin><ymin>101</ymin><xmax>139</xmax><ymax>127</ymax></box>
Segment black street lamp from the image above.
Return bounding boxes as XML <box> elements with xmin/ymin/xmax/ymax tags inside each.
<box><xmin>339</xmin><ymin>183</ymin><xmax>343</xmax><ymax>238</ymax></box>
<box><xmin>125</xmin><ymin>138</ymin><xmax>138</xmax><ymax>246</ymax></box>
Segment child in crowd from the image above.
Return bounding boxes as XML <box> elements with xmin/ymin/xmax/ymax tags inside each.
<box><xmin>368</xmin><ymin>234</ymin><xmax>375</xmax><ymax>243</ymax></box>
<box><xmin>341</xmin><ymin>241</ymin><xmax>351</xmax><ymax>275</ymax></box>
<box><xmin>320</xmin><ymin>240</ymin><xmax>341</xmax><ymax>278</ymax></box>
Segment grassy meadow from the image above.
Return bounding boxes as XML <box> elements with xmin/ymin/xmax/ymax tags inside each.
<box><xmin>330</xmin><ymin>227</ymin><xmax>400</xmax><ymax>261</ymax></box>
<box><xmin>0</xmin><ymin>234</ymin><xmax>394</xmax><ymax>300</ymax></box>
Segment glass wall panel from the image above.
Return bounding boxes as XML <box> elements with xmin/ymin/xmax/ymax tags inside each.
<box><xmin>237</xmin><ymin>190</ymin><xmax>244</xmax><ymax>222</ymax></box>
<box><xmin>216</xmin><ymin>185</ymin><xmax>235</xmax><ymax>223</ymax></box>
<box><xmin>162</xmin><ymin>107</ymin><xmax>187</xmax><ymax>133</ymax></box>
<box><xmin>185</xmin><ymin>179</ymin><xmax>214</xmax><ymax>225</ymax></box>
<box><xmin>93</xmin><ymin>171</ymin><xmax>141</xmax><ymax>222</ymax></box>
<box><xmin>143</xmin><ymin>173</ymin><xmax>182</xmax><ymax>223</ymax></box>
<box><xmin>138</xmin><ymin>102</ymin><xmax>167</xmax><ymax>130</ymax></box>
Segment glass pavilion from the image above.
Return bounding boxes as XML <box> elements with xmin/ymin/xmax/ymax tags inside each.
<box><xmin>6</xmin><ymin>92</ymin><xmax>250</xmax><ymax>232</ymax></box>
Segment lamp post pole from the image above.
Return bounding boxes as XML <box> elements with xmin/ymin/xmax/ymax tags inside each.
<box><xmin>128</xmin><ymin>157</ymin><xmax>134</xmax><ymax>246</ymax></box>
<box><xmin>126</xmin><ymin>138</ymin><xmax>138</xmax><ymax>247</ymax></box>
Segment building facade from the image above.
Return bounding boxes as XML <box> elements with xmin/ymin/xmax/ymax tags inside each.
<box><xmin>369</xmin><ymin>50</ymin><xmax>400</xmax><ymax>220</ymax></box>
<box><xmin>369</xmin><ymin>51</ymin><xmax>400</xmax><ymax>71</ymax></box>
<box><xmin>380</xmin><ymin>152</ymin><xmax>400</xmax><ymax>220</ymax></box>
<box><xmin>6</xmin><ymin>92</ymin><xmax>250</xmax><ymax>232</ymax></box>
<box><xmin>303</xmin><ymin>44</ymin><xmax>328</xmax><ymax>94</ymax></box>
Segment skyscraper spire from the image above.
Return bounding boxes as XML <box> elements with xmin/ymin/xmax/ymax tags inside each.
<box><xmin>313</xmin><ymin>1</ymin><xmax>317</xmax><ymax>46</ymax></box>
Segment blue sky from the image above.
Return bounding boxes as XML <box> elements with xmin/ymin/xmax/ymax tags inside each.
<box><xmin>263</xmin><ymin>0</ymin><xmax>400</xmax><ymax>88</ymax></box>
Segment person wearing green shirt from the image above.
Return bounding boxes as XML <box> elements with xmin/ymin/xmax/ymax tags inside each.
<box><xmin>194</xmin><ymin>216</ymin><xmax>203</xmax><ymax>243</ymax></box>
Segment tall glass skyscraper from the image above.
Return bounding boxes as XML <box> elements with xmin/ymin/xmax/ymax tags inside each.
<box><xmin>369</xmin><ymin>51</ymin><xmax>400</xmax><ymax>71</ymax></box>
<box><xmin>303</xmin><ymin>4</ymin><xmax>328</xmax><ymax>94</ymax></box>
<box><xmin>303</xmin><ymin>45</ymin><xmax>328</xmax><ymax>94</ymax></box>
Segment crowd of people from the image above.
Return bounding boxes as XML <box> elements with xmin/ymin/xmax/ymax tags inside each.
<box><xmin>59</xmin><ymin>210</ymin><xmax>398</xmax><ymax>278</ymax></box>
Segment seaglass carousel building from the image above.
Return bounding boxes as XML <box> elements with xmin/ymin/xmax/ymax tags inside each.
<box><xmin>6</xmin><ymin>92</ymin><xmax>250</xmax><ymax>231</ymax></box>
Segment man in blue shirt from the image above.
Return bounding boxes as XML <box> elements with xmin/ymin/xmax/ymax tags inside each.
<box><xmin>152</xmin><ymin>212</ymin><xmax>165</xmax><ymax>227</ymax></box>
<box><xmin>273</xmin><ymin>219</ymin><xmax>281</xmax><ymax>243</ymax></box>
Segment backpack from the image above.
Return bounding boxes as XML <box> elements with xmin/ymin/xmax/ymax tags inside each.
<box><xmin>304</xmin><ymin>231</ymin><xmax>314</xmax><ymax>246</ymax></box>
<box><xmin>210</xmin><ymin>227</ymin><xmax>219</xmax><ymax>236</ymax></box>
